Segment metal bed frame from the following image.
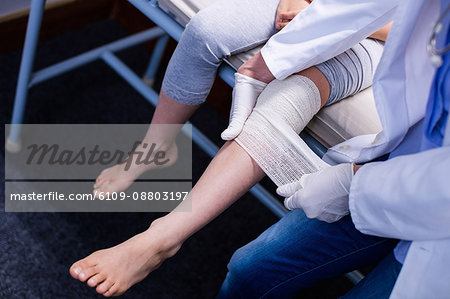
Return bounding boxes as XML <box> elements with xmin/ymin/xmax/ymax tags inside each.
<box><xmin>6</xmin><ymin>0</ymin><xmax>363</xmax><ymax>284</ymax></box>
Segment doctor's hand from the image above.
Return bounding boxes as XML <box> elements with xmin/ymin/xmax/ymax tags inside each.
<box><xmin>222</xmin><ymin>52</ymin><xmax>275</xmax><ymax>140</ymax></box>
<box><xmin>277</xmin><ymin>163</ymin><xmax>357</xmax><ymax>223</ymax></box>
<box><xmin>221</xmin><ymin>72</ymin><xmax>267</xmax><ymax>140</ymax></box>
<box><xmin>275</xmin><ymin>0</ymin><xmax>311</xmax><ymax>30</ymax></box>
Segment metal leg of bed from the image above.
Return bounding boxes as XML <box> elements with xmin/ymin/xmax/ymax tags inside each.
<box><xmin>143</xmin><ymin>34</ymin><xmax>170</xmax><ymax>86</ymax></box>
<box><xmin>6</xmin><ymin>0</ymin><xmax>46</xmax><ymax>153</ymax></box>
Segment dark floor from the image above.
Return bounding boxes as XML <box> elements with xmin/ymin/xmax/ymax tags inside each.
<box><xmin>0</xmin><ymin>19</ymin><xmax>354</xmax><ymax>298</ymax></box>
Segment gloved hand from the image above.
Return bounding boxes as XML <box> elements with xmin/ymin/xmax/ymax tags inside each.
<box><xmin>221</xmin><ymin>73</ymin><xmax>267</xmax><ymax>140</ymax></box>
<box><xmin>277</xmin><ymin>163</ymin><xmax>355</xmax><ymax>223</ymax></box>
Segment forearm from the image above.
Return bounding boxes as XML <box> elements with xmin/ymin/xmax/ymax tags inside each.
<box><xmin>237</xmin><ymin>52</ymin><xmax>275</xmax><ymax>84</ymax></box>
<box><xmin>369</xmin><ymin>22</ymin><xmax>392</xmax><ymax>41</ymax></box>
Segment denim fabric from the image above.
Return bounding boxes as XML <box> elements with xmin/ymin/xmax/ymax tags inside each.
<box><xmin>341</xmin><ymin>251</ymin><xmax>402</xmax><ymax>299</ymax></box>
<box><xmin>217</xmin><ymin>210</ymin><xmax>397</xmax><ymax>299</ymax></box>
<box><xmin>162</xmin><ymin>0</ymin><xmax>384</xmax><ymax>106</ymax></box>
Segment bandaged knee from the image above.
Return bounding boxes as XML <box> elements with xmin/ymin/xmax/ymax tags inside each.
<box><xmin>235</xmin><ymin>75</ymin><xmax>329</xmax><ymax>186</ymax></box>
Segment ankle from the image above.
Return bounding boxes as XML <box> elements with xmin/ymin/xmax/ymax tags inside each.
<box><xmin>144</xmin><ymin>218</ymin><xmax>183</xmax><ymax>258</ymax></box>
<box><xmin>136</xmin><ymin>139</ymin><xmax>172</xmax><ymax>152</ymax></box>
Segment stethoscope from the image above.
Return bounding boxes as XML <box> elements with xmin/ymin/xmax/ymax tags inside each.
<box><xmin>427</xmin><ymin>3</ymin><xmax>450</xmax><ymax>67</ymax></box>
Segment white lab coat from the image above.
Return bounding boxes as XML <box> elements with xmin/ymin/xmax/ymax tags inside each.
<box><xmin>261</xmin><ymin>0</ymin><xmax>450</xmax><ymax>298</ymax></box>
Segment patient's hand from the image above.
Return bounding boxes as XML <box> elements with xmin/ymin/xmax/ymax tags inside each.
<box><xmin>275</xmin><ymin>0</ymin><xmax>312</xmax><ymax>30</ymax></box>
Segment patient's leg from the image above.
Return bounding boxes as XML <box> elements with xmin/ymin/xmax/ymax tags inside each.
<box><xmin>71</xmin><ymin>141</ymin><xmax>265</xmax><ymax>296</ymax></box>
<box><xmin>93</xmin><ymin>92</ymin><xmax>198</xmax><ymax>194</ymax></box>
<box><xmin>71</xmin><ymin>66</ymin><xmax>331</xmax><ymax>296</ymax></box>
<box><xmin>93</xmin><ymin>0</ymin><xmax>279</xmax><ymax>196</ymax></box>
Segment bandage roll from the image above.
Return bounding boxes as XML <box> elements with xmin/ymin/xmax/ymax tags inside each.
<box><xmin>235</xmin><ymin>75</ymin><xmax>329</xmax><ymax>186</ymax></box>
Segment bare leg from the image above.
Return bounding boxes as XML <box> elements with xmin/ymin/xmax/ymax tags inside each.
<box><xmin>73</xmin><ymin>64</ymin><xmax>331</xmax><ymax>296</ymax></box>
<box><xmin>297</xmin><ymin>66</ymin><xmax>330</xmax><ymax>108</ymax></box>
<box><xmin>93</xmin><ymin>91</ymin><xmax>200</xmax><ymax>195</ymax></box>
<box><xmin>71</xmin><ymin>141</ymin><xmax>265</xmax><ymax>296</ymax></box>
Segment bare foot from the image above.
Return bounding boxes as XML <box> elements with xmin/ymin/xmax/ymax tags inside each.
<box><xmin>93</xmin><ymin>142</ymin><xmax>178</xmax><ymax>196</ymax></box>
<box><xmin>69</xmin><ymin>223</ymin><xmax>180</xmax><ymax>296</ymax></box>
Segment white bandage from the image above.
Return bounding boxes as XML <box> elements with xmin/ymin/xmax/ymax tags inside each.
<box><xmin>235</xmin><ymin>75</ymin><xmax>329</xmax><ymax>186</ymax></box>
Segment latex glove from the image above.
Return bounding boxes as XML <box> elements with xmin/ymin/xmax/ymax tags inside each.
<box><xmin>277</xmin><ymin>163</ymin><xmax>354</xmax><ymax>223</ymax></box>
<box><xmin>221</xmin><ymin>73</ymin><xmax>267</xmax><ymax>140</ymax></box>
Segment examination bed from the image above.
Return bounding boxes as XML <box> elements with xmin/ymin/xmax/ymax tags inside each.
<box><xmin>7</xmin><ymin>0</ymin><xmax>382</xmax><ymax>284</ymax></box>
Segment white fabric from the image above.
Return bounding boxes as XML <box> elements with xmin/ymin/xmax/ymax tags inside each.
<box><xmin>350</xmin><ymin>144</ymin><xmax>450</xmax><ymax>298</ymax></box>
<box><xmin>259</xmin><ymin>0</ymin><xmax>449</xmax><ymax>297</ymax></box>
<box><xmin>278</xmin><ymin>163</ymin><xmax>354</xmax><ymax>223</ymax></box>
<box><xmin>260</xmin><ymin>0</ymin><xmax>397</xmax><ymax>80</ymax></box>
<box><xmin>221</xmin><ymin>73</ymin><xmax>267</xmax><ymax>140</ymax></box>
<box><xmin>306</xmin><ymin>88</ymin><xmax>382</xmax><ymax>147</ymax></box>
<box><xmin>235</xmin><ymin>75</ymin><xmax>328</xmax><ymax>186</ymax></box>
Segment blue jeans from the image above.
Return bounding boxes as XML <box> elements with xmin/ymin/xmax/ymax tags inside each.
<box><xmin>217</xmin><ymin>210</ymin><xmax>397</xmax><ymax>298</ymax></box>
<box><xmin>341</xmin><ymin>251</ymin><xmax>402</xmax><ymax>299</ymax></box>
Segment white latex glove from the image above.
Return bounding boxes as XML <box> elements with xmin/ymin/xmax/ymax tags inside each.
<box><xmin>277</xmin><ymin>163</ymin><xmax>355</xmax><ymax>223</ymax></box>
<box><xmin>221</xmin><ymin>73</ymin><xmax>267</xmax><ymax>140</ymax></box>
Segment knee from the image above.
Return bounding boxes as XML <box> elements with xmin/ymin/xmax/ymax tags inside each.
<box><xmin>227</xmin><ymin>245</ymin><xmax>255</xmax><ymax>279</ymax></box>
<box><xmin>185</xmin><ymin>11</ymin><xmax>216</xmax><ymax>43</ymax></box>
<box><xmin>183</xmin><ymin>10</ymin><xmax>229</xmax><ymax>60</ymax></box>
<box><xmin>220</xmin><ymin>244</ymin><xmax>263</xmax><ymax>296</ymax></box>
<box><xmin>249</xmin><ymin>75</ymin><xmax>321</xmax><ymax>133</ymax></box>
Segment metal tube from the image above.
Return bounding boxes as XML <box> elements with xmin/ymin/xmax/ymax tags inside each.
<box><xmin>143</xmin><ymin>34</ymin><xmax>170</xmax><ymax>84</ymax></box>
<box><xmin>300</xmin><ymin>131</ymin><xmax>328</xmax><ymax>158</ymax></box>
<box><xmin>8</xmin><ymin>0</ymin><xmax>46</xmax><ymax>144</ymax></box>
<box><xmin>128</xmin><ymin>0</ymin><xmax>184</xmax><ymax>42</ymax></box>
<box><xmin>345</xmin><ymin>270</ymin><xmax>365</xmax><ymax>285</ymax></box>
<box><xmin>218</xmin><ymin>64</ymin><xmax>236</xmax><ymax>88</ymax></box>
<box><xmin>29</xmin><ymin>27</ymin><xmax>165</xmax><ymax>87</ymax></box>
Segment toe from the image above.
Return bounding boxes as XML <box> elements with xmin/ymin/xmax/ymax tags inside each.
<box><xmin>98</xmin><ymin>184</ymin><xmax>116</xmax><ymax>195</ymax></box>
<box><xmin>103</xmin><ymin>283</ymin><xmax>117</xmax><ymax>297</ymax></box>
<box><xmin>93</xmin><ymin>188</ymin><xmax>101</xmax><ymax>198</ymax></box>
<box><xmin>69</xmin><ymin>265</ymin><xmax>81</xmax><ymax>279</ymax></box>
<box><xmin>97</xmin><ymin>279</ymin><xmax>114</xmax><ymax>295</ymax></box>
<box><xmin>70</xmin><ymin>260</ymin><xmax>90</xmax><ymax>279</ymax></box>
<box><xmin>104</xmin><ymin>282</ymin><xmax>122</xmax><ymax>297</ymax></box>
<box><xmin>87</xmin><ymin>273</ymin><xmax>106</xmax><ymax>287</ymax></box>
<box><xmin>78</xmin><ymin>264</ymin><xmax>99</xmax><ymax>282</ymax></box>
<box><xmin>93</xmin><ymin>184</ymin><xmax>111</xmax><ymax>198</ymax></box>
<box><xmin>94</xmin><ymin>179</ymin><xmax>106</xmax><ymax>189</ymax></box>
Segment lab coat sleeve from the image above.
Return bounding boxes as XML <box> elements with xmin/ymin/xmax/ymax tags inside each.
<box><xmin>261</xmin><ymin>0</ymin><xmax>398</xmax><ymax>80</ymax></box>
<box><xmin>349</xmin><ymin>146</ymin><xmax>450</xmax><ymax>241</ymax></box>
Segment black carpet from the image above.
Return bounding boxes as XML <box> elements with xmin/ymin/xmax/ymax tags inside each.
<box><xmin>0</xmin><ymin>19</ymin><xmax>353</xmax><ymax>298</ymax></box>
